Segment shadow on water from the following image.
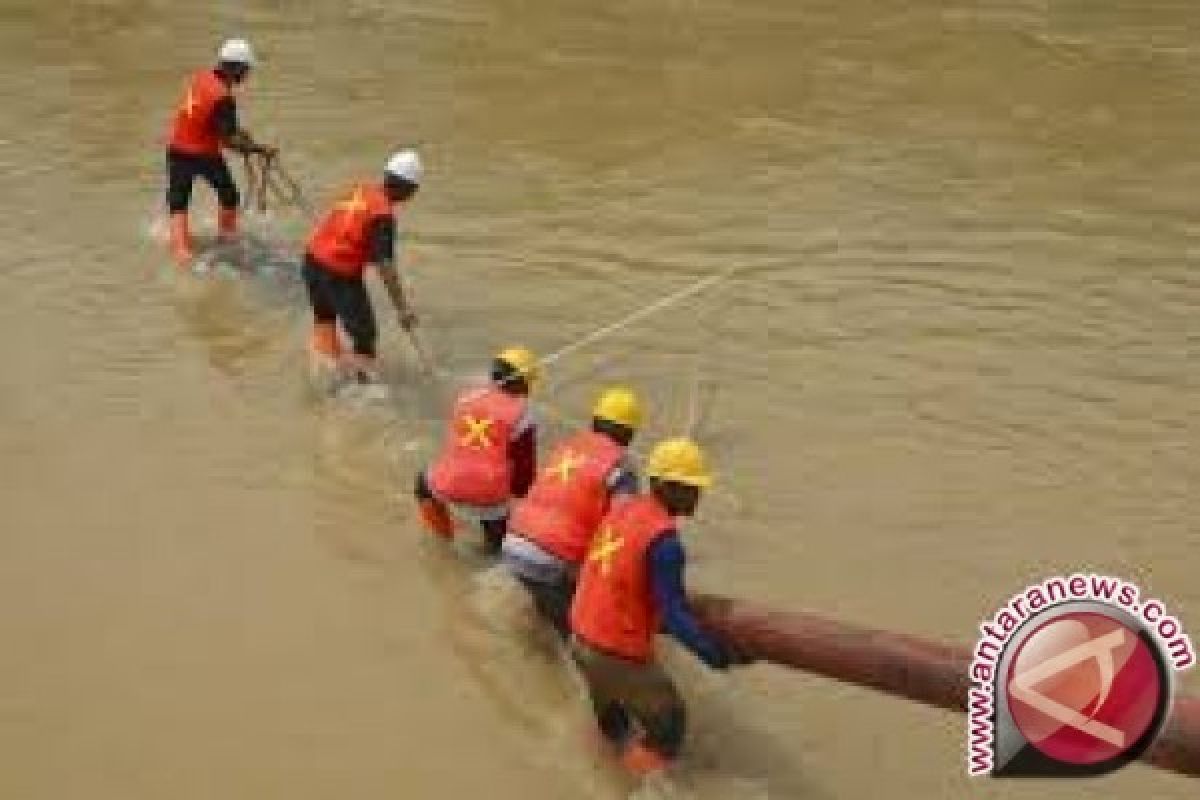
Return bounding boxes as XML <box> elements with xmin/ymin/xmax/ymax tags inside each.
<box><xmin>169</xmin><ymin>276</ymin><xmax>292</xmax><ymax>378</ymax></box>
<box><xmin>146</xmin><ymin>213</ymin><xmax>307</xmax><ymax>375</ymax></box>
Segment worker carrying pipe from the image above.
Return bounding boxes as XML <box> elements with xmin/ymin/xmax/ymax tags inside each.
<box><xmin>566</xmin><ymin>439</ymin><xmax>746</xmax><ymax>777</ymax></box>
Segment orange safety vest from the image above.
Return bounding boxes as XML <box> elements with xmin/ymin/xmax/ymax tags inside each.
<box><xmin>570</xmin><ymin>495</ymin><xmax>674</xmax><ymax>663</ymax></box>
<box><xmin>428</xmin><ymin>386</ymin><xmax>528</xmax><ymax>507</ymax></box>
<box><xmin>509</xmin><ymin>431</ymin><xmax>624</xmax><ymax>564</ymax></box>
<box><xmin>306</xmin><ymin>182</ymin><xmax>395</xmax><ymax>278</ymax></box>
<box><xmin>168</xmin><ymin>70</ymin><xmax>230</xmax><ymax>158</ymax></box>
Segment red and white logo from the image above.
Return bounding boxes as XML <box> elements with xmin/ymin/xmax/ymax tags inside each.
<box><xmin>1005</xmin><ymin>611</ymin><xmax>1164</xmax><ymax>768</ymax></box>
<box><xmin>965</xmin><ymin>575</ymin><xmax>1193</xmax><ymax>778</ymax></box>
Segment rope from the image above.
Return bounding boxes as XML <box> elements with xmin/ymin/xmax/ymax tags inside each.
<box><xmin>239</xmin><ymin>151</ymin><xmax>317</xmax><ymax>222</ymax></box>
<box><xmin>404</xmin><ymin>325</ymin><xmax>441</xmax><ymax>379</ymax></box>
<box><xmin>684</xmin><ymin>360</ymin><xmax>713</xmax><ymax>437</ymax></box>
<box><xmin>539</xmin><ymin>266</ymin><xmax>740</xmax><ymax>368</ymax></box>
<box><xmin>241</xmin><ymin>153</ymin><xmax>269</xmax><ymax>213</ymax></box>
<box><xmin>268</xmin><ymin>156</ymin><xmax>318</xmax><ymax>220</ymax></box>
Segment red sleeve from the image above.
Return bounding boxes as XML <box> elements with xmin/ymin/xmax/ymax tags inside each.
<box><xmin>509</xmin><ymin>426</ymin><xmax>537</xmax><ymax>498</ymax></box>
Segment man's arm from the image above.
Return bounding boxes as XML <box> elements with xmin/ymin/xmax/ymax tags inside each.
<box><xmin>508</xmin><ymin>410</ymin><xmax>537</xmax><ymax>498</ymax></box>
<box><xmin>215</xmin><ymin>97</ymin><xmax>273</xmax><ymax>156</ymax></box>
<box><xmin>368</xmin><ymin>217</ymin><xmax>417</xmax><ymax>329</ymax></box>
<box><xmin>648</xmin><ymin>534</ymin><xmax>730</xmax><ymax>669</ymax></box>
<box><xmin>605</xmin><ymin>462</ymin><xmax>640</xmax><ymax>499</ymax></box>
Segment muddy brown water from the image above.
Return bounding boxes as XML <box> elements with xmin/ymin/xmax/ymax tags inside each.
<box><xmin>0</xmin><ymin>1</ymin><xmax>1196</xmax><ymax>797</ymax></box>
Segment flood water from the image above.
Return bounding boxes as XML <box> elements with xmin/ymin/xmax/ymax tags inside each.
<box><xmin>0</xmin><ymin>1</ymin><xmax>1196</xmax><ymax>797</ymax></box>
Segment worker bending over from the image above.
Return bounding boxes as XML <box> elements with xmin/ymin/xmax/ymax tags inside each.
<box><xmin>415</xmin><ymin>348</ymin><xmax>539</xmax><ymax>553</ymax></box>
<box><xmin>503</xmin><ymin>387</ymin><xmax>643</xmax><ymax>637</ymax></box>
<box><xmin>303</xmin><ymin>151</ymin><xmax>422</xmax><ymax>383</ymax></box>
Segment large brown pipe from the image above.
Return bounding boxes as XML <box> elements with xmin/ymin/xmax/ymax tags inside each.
<box><xmin>690</xmin><ymin>594</ymin><xmax>1200</xmax><ymax>778</ymax></box>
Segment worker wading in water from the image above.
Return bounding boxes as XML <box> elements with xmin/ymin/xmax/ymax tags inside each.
<box><xmin>415</xmin><ymin>348</ymin><xmax>539</xmax><ymax>553</ymax></box>
<box><xmin>503</xmin><ymin>387</ymin><xmax>643</xmax><ymax>637</ymax></box>
<box><xmin>569</xmin><ymin>438</ymin><xmax>737</xmax><ymax>776</ymax></box>
<box><xmin>165</xmin><ymin>38</ymin><xmax>275</xmax><ymax>266</ymax></box>
<box><xmin>303</xmin><ymin>151</ymin><xmax>423</xmax><ymax>384</ymax></box>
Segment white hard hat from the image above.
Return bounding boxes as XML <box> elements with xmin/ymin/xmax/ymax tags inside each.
<box><xmin>385</xmin><ymin>150</ymin><xmax>423</xmax><ymax>185</ymax></box>
<box><xmin>218</xmin><ymin>38</ymin><xmax>255</xmax><ymax>67</ymax></box>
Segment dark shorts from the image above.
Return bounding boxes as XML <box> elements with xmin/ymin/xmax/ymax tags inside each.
<box><xmin>414</xmin><ymin>470</ymin><xmax>509</xmax><ymax>554</ymax></box>
<box><xmin>569</xmin><ymin>637</ymin><xmax>686</xmax><ymax>757</ymax></box>
<box><xmin>302</xmin><ymin>255</ymin><xmax>377</xmax><ymax>357</ymax></box>
<box><xmin>502</xmin><ymin>535</ymin><xmax>576</xmax><ymax>638</ymax></box>
<box><xmin>166</xmin><ymin>149</ymin><xmax>239</xmax><ymax>212</ymax></box>
<box><xmin>519</xmin><ymin>574</ymin><xmax>574</xmax><ymax>638</ymax></box>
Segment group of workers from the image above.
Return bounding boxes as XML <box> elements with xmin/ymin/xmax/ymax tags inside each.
<box><xmin>164</xmin><ymin>39</ymin><xmax>742</xmax><ymax>778</ymax></box>
<box><xmin>415</xmin><ymin>351</ymin><xmax>742</xmax><ymax>775</ymax></box>
<box><xmin>166</xmin><ymin>38</ymin><xmax>421</xmax><ymax>384</ymax></box>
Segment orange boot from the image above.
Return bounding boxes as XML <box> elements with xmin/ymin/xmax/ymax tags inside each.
<box><xmin>308</xmin><ymin>322</ymin><xmax>343</xmax><ymax>379</ymax></box>
<box><xmin>620</xmin><ymin>742</ymin><xmax>670</xmax><ymax>777</ymax></box>
<box><xmin>168</xmin><ymin>211</ymin><xmax>194</xmax><ymax>266</ymax></box>
<box><xmin>217</xmin><ymin>207</ymin><xmax>239</xmax><ymax>243</ymax></box>
<box><xmin>310</xmin><ymin>321</ymin><xmax>342</xmax><ymax>361</ymax></box>
<box><xmin>418</xmin><ymin>498</ymin><xmax>455</xmax><ymax>538</ymax></box>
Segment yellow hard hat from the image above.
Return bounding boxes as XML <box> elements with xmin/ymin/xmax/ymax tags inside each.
<box><xmin>645</xmin><ymin>437</ymin><xmax>713</xmax><ymax>488</ymax></box>
<box><xmin>592</xmin><ymin>386</ymin><xmax>643</xmax><ymax>430</ymax></box>
<box><xmin>496</xmin><ymin>346</ymin><xmax>540</xmax><ymax>386</ymax></box>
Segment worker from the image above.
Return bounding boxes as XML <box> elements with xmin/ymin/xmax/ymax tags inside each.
<box><xmin>568</xmin><ymin>438</ymin><xmax>736</xmax><ymax>776</ymax></box>
<box><xmin>303</xmin><ymin>150</ymin><xmax>423</xmax><ymax>384</ymax></box>
<box><xmin>165</xmin><ymin>38</ymin><xmax>275</xmax><ymax>266</ymax></box>
<box><xmin>415</xmin><ymin>347</ymin><xmax>539</xmax><ymax>553</ymax></box>
<box><xmin>502</xmin><ymin>387</ymin><xmax>643</xmax><ymax>638</ymax></box>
